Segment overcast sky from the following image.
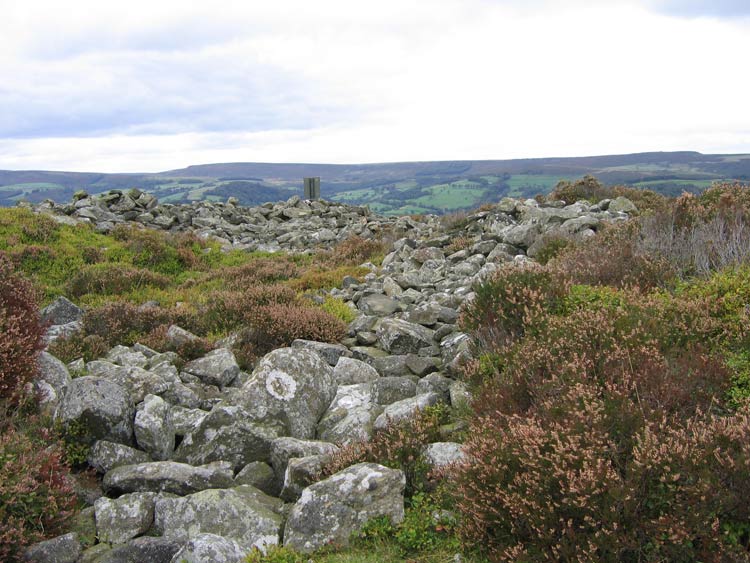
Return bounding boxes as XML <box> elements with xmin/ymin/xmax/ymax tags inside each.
<box><xmin>1</xmin><ymin>0</ymin><xmax>748</xmax><ymax>172</ymax></box>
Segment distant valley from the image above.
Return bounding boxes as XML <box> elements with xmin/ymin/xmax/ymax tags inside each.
<box><xmin>1</xmin><ymin>151</ymin><xmax>749</xmax><ymax>214</ymax></box>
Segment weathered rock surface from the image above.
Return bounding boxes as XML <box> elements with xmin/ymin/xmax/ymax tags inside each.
<box><xmin>23</xmin><ymin>533</ymin><xmax>81</xmax><ymax>563</ymax></box>
<box><xmin>284</xmin><ymin>463</ymin><xmax>406</xmax><ymax>552</ymax></box>
<box><xmin>94</xmin><ymin>492</ymin><xmax>157</xmax><ymax>544</ymax></box>
<box><xmin>239</xmin><ymin>348</ymin><xmax>336</xmax><ymax>439</ymax></box>
<box><xmin>134</xmin><ymin>394</ymin><xmax>175</xmax><ymax>461</ymax></box>
<box><xmin>154</xmin><ymin>486</ymin><xmax>284</xmax><ymax>551</ymax></box>
<box><xmin>55</xmin><ymin>376</ymin><xmax>134</xmax><ymax>446</ymax></box>
<box><xmin>103</xmin><ymin>461</ymin><xmax>234</xmax><ymax>496</ymax></box>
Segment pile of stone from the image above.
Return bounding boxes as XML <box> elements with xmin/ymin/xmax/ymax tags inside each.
<box><xmin>25</xmin><ymin>192</ymin><xmax>638</xmax><ymax>563</ymax></box>
<box><xmin>30</xmin><ymin>190</ymin><xmax>440</xmax><ymax>253</ymax></box>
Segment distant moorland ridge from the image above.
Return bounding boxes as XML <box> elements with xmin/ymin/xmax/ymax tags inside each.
<box><xmin>2</xmin><ymin>151</ymin><xmax>749</xmax><ymax>214</ymax></box>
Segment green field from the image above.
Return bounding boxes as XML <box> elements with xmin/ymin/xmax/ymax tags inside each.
<box><xmin>506</xmin><ymin>174</ymin><xmax>566</xmax><ymax>196</ymax></box>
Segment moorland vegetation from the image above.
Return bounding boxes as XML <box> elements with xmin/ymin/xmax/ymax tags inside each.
<box><xmin>2</xmin><ymin>179</ymin><xmax>750</xmax><ymax>562</ymax></box>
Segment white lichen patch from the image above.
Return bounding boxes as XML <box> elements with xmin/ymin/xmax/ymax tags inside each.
<box><xmin>265</xmin><ymin>370</ymin><xmax>298</xmax><ymax>401</ymax></box>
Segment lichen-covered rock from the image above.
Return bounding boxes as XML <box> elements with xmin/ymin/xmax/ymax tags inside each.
<box><xmin>358</xmin><ymin>294</ymin><xmax>401</xmax><ymax>316</ymax></box>
<box><xmin>183</xmin><ymin>348</ymin><xmax>240</xmax><ymax>387</ymax></box>
<box><xmin>23</xmin><ymin>533</ymin><xmax>81</xmax><ymax>563</ymax></box>
<box><xmin>317</xmin><ymin>383</ymin><xmax>381</xmax><ymax>445</ymax></box>
<box><xmin>290</xmin><ymin>339</ymin><xmax>351</xmax><ymax>366</ymax></box>
<box><xmin>103</xmin><ymin>461</ymin><xmax>233</xmax><ymax>496</ymax></box>
<box><xmin>94</xmin><ymin>492</ymin><xmax>157</xmax><ymax>544</ymax></box>
<box><xmin>134</xmin><ymin>394</ymin><xmax>175</xmax><ymax>461</ymax></box>
<box><xmin>41</xmin><ymin>296</ymin><xmax>83</xmax><ymax>325</ymax></box>
<box><xmin>169</xmin><ymin>534</ymin><xmax>247</xmax><ymax>563</ymax></box>
<box><xmin>88</xmin><ymin>440</ymin><xmax>152</xmax><ymax>474</ymax></box>
<box><xmin>154</xmin><ymin>486</ymin><xmax>284</xmax><ymax>551</ymax></box>
<box><xmin>280</xmin><ymin>455</ymin><xmax>329</xmax><ymax>502</ymax></box>
<box><xmin>376</xmin><ymin>318</ymin><xmax>435</xmax><ymax>355</ymax></box>
<box><xmin>54</xmin><ymin>376</ymin><xmax>134</xmax><ymax>446</ymax></box>
<box><xmin>173</xmin><ymin>405</ymin><xmax>278</xmax><ymax>471</ymax></box>
<box><xmin>373</xmin><ymin>376</ymin><xmax>417</xmax><ymax>405</ymax></box>
<box><xmin>283</xmin><ymin>463</ymin><xmax>405</xmax><ymax>552</ymax></box>
<box><xmin>239</xmin><ymin>348</ymin><xmax>336</xmax><ymax>440</ymax></box>
<box><xmin>94</xmin><ymin>537</ymin><xmax>181</xmax><ymax>563</ymax></box>
<box><xmin>373</xmin><ymin>392</ymin><xmax>442</xmax><ymax>430</ymax></box>
<box><xmin>169</xmin><ymin>405</ymin><xmax>209</xmax><ymax>435</ymax></box>
<box><xmin>332</xmin><ymin>356</ymin><xmax>379</xmax><ymax>385</ymax></box>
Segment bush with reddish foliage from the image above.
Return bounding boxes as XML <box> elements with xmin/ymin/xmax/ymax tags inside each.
<box><xmin>453</xmin><ymin>241</ymin><xmax>750</xmax><ymax>560</ymax></box>
<box><xmin>550</xmin><ymin>221</ymin><xmax>675</xmax><ymax>290</ymax></box>
<box><xmin>0</xmin><ymin>254</ymin><xmax>46</xmax><ymax>403</ymax></box>
<box><xmin>200</xmin><ymin>284</ymin><xmax>297</xmax><ymax>334</ymax></box>
<box><xmin>67</xmin><ymin>264</ymin><xmax>171</xmax><ymax>297</ymax></box>
<box><xmin>0</xmin><ymin>420</ymin><xmax>77</xmax><ymax>562</ymax></box>
<box><xmin>81</xmin><ymin>301</ymin><xmax>198</xmax><ymax>348</ymax></box>
<box><xmin>453</xmin><ymin>383</ymin><xmax>750</xmax><ymax>562</ymax></box>
<box><xmin>548</xmin><ymin>175</ymin><xmax>666</xmax><ymax>212</ymax></box>
<box><xmin>324</xmin><ymin>235</ymin><xmax>388</xmax><ymax>266</ymax></box>
<box><xmin>215</xmin><ymin>257</ymin><xmax>301</xmax><ymax>287</ymax></box>
<box><xmin>244</xmin><ymin>303</ymin><xmax>346</xmax><ymax>355</ymax></box>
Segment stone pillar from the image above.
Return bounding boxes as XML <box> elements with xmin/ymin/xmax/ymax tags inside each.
<box><xmin>303</xmin><ymin>177</ymin><xmax>321</xmax><ymax>200</ymax></box>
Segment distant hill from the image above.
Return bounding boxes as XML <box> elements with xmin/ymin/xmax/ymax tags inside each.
<box><xmin>2</xmin><ymin>151</ymin><xmax>749</xmax><ymax>214</ymax></box>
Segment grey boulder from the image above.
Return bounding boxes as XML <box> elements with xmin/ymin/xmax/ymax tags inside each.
<box><xmin>134</xmin><ymin>394</ymin><xmax>175</xmax><ymax>461</ymax></box>
<box><xmin>283</xmin><ymin>463</ymin><xmax>405</xmax><ymax>553</ymax></box>
<box><xmin>376</xmin><ymin>318</ymin><xmax>435</xmax><ymax>354</ymax></box>
<box><xmin>155</xmin><ymin>486</ymin><xmax>284</xmax><ymax>551</ymax></box>
<box><xmin>240</xmin><ymin>348</ymin><xmax>336</xmax><ymax>440</ymax></box>
<box><xmin>54</xmin><ymin>376</ymin><xmax>134</xmax><ymax>446</ymax></box>
<box><xmin>103</xmin><ymin>460</ymin><xmax>233</xmax><ymax>496</ymax></box>
<box><xmin>183</xmin><ymin>348</ymin><xmax>240</xmax><ymax>387</ymax></box>
<box><xmin>94</xmin><ymin>492</ymin><xmax>156</xmax><ymax>544</ymax></box>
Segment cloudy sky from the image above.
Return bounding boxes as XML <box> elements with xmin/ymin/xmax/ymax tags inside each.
<box><xmin>1</xmin><ymin>0</ymin><xmax>748</xmax><ymax>172</ymax></box>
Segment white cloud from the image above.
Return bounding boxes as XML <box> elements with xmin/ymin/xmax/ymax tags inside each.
<box><xmin>0</xmin><ymin>0</ymin><xmax>748</xmax><ymax>171</ymax></box>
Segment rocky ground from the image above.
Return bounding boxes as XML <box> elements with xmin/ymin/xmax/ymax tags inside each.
<box><xmin>25</xmin><ymin>190</ymin><xmax>636</xmax><ymax>563</ymax></box>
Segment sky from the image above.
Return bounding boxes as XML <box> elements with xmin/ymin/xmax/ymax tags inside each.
<box><xmin>0</xmin><ymin>0</ymin><xmax>748</xmax><ymax>172</ymax></box>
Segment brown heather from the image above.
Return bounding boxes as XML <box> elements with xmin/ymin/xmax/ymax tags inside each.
<box><xmin>67</xmin><ymin>264</ymin><xmax>171</xmax><ymax>298</ymax></box>
<box><xmin>0</xmin><ymin>254</ymin><xmax>46</xmax><ymax>403</ymax></box>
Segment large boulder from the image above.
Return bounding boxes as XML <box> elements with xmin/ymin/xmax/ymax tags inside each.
<box><xmin>332</xmin><ymin>356</ymin><xmax>379</xmax><ymax>385</ymax></box>
<box><xmin>91</xmin><ymin>537</ymin><xmax>181</xmax><ymax>563</ymax></box>
<box><xmin>183</xmin><ymin>348</ymin><xmax>240</xmax><ymax>387</ymax></box>
<box><xmin>239</xmin><ymin>348</ymin><xmax>336</xmax><ymax>440</ymax></box>
<box><xmin>269</xmin><ymin>437</ymin><xmax>338</xmax><ymax>493</ymax></box>
<box><xmin>103</xmin><ymin>461</ymin><xmax>233</xmax><ymax>496</ymax></box>
<box><xmin>173</xmin><ymin>405</ymin><xmax>278</xmax><ymax>471</ymax></box>
<box><xmin>283</xmin><ymin>463</ymin><xmax>405</xmax><ymax>553</ymax></box>
<box><xmin>54</xmin><ymin>376</ymin><xmax>134</xmax><ymax>446</ymax></box>
<box><xmin>376</xmin><ymin>318</ymin><xmax>435</xmax><ymax>355</ymax></box>
<box><xmin>154</xmin><ymin>486</ymin><xmax>284</xmax><ymax>551</ymax></box>
<box><xmin>358</xmin><ymin>294</ymin><xmax>401</xmax><ymax>316</ymax></box>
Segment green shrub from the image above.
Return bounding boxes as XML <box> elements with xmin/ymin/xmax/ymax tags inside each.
<box><xmin>319</xmin><ymin>296</ymin><xmax>357</xmax><ymax>324</ymax></box>
<box><xmin>245</xmin><ymin>545</ymin><xmax>307</xmax><ymax>563</ymax></box>
<box><xmin>533</xmin><ymin>234</ymin><xmax>572</xmax><ymax>265</ymax></box>
<box><xmin>0</xmin><ymin>419</ymin><xmax>77</xmax><ymax>562</ymax></box>
<box><xmin>0</xmin><ymin>254</ymin><xmax>46</xmax><ymax>404</ymax></box>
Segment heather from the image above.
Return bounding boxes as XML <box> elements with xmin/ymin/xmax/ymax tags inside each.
<box><xmin>454</xmin><ymin>183</ymin><xmax>750</xmax><ymax>561</ymax></box>
<box><xmin>4</xmin><ymin>184</ymin><xmax>750</xmax><ymax>562</ymax></box>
